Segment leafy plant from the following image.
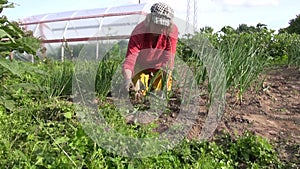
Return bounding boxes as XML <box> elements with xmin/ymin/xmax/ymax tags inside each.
<box><xmin>0</xmin><ymin>0</ymin><xmax>41</xmax><ymax>58</ymax></box>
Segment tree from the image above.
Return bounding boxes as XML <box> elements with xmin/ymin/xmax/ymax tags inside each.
<box><xmin>279</xmin><ymin>14</ymin><xmax>300</xmax><ymax>34</ymax></box>
<box><xmin>0</xmin><ymin>0</ymin><xmax>41</xmax><ymax>58</ymax></box>
<box><xmin>236</xmin><ymin>23</ymin><xmax>267</xmax><ymax>34</ymax></box>
<box><xmin>236</xmin><ymin>24</ymin><xmax>255</xmax><ymax>33</ymax></box>
<box><xmin>220</xmin><ymin>26</ymin><xmax>236</xmax><ymax>35</ymax></box>
<box><xmin>199</xmin><ymin>26</ymin><xmax>214</xmax><ymax>34</ymax></box>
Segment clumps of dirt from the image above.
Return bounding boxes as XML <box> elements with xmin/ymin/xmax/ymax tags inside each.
<box><xmin>222</xmin><ymin>67</ymin><xmax>299</xmax><ymax>137</ymax></box>
<box><xmin>215</xmin><ymin>66</ymin><xmax>300</xmax><ymax>165</ymax></box>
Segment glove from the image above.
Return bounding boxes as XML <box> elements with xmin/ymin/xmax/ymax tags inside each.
<box><xmin>119</xmin><ymin>78</ymin><xmax>133</xmax><ymax>98</ymax></box>
<box><xmin>123</xmin><ymin>78</ymin><xmax>134</xmax><ymax>92</ymax></box>
<box><xmin>122</xmin><ymin>69</ymin><xmax>133</xmax><ymax>91</ymax></box>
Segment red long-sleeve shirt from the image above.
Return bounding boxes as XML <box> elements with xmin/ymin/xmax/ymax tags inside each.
<box><xmin>122</xmin><ymin>21</ymin><xmax>178</xmax><ymax>75</ymax></box>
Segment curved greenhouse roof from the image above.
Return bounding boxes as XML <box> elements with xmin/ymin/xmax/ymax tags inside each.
<box><xmin>19</xmin><ymin>3</ymin><xmax>193</xmax><ymax>60</ymax></box>
<box><xmin>20</xmin><ymin>3</ymin><xmax>152</xmax><ymax>44</ymax></box>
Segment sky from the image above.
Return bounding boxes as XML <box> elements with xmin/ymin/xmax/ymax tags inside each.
<box><xmin>2</xmin><ymin>0</ymin><xmax>299</xmax><ymax>32</ymax></box>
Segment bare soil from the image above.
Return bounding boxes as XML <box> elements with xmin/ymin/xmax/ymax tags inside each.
<box><xmin>218</xmin><ymin>66</ymin><xmax>300</xmax><ymax>165</ymax></box>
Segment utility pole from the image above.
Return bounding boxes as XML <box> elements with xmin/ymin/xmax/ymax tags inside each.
<box><xmin>193</xmin><ymin>0</ymin><xmax>198</xmax><ymax>31</ymax></box>
<box><xmin>186</xmin><ymin>0</ymin><xmax>190</xmax><ymax>33</ymax></box>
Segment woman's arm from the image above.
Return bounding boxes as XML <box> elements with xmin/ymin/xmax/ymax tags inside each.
<box><xmin>162</xmin><ymin>24</ymin><xmax>178</xmax><ymax>70</ymax></box>
<box><xmin>122</xmin><ymin>34</ymin><xmax>141</xmax><ymax>78</ymax></box>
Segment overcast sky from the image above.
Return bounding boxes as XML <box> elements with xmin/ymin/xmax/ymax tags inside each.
<box><xmin>2</xmin><ymin>0</ymin><xmax>299</xmax><ymax>32</ymax></box>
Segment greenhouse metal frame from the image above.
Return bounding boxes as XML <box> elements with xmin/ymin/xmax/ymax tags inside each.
<box><xmin>20</xmin><ymin>3</ymin><xmax>152</xmax><ymax>60</ymax></box>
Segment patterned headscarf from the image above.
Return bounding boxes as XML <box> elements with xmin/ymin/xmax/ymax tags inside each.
<box><xmin>150</xmin><ymin>2</ymin><xmax>174</xmax><ymax>27</ymax></box>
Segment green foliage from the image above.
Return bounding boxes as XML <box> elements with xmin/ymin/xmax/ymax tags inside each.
<box><xmin>286</xmin><ymin>33</ymin><xmax>300</xmax><ymax>67</ymax></box>
<box><xmin>0</xmin><ymin>0</ymin><xmax>14</xmax><ymax>14</ymax></box>
<box><xmin>279</xmin><ymin>14</ymin><xmax>300</xmax><ymax>34</ymax></box>
<box><xmin>236</xmin><ymin>23</ymin><xmax>268</xmax><ymax>34</ymax></box>
<box><xmin>0</xmin><ymin>58</ymin><xmax>44</xmax><ymax>111</ymax></box>
<box><xmin>0</xmin><ymin>0</ymin><xmax>41</xmax><ymax>58</ymax></box>
<box><xmin>221</xmin><ymin>132</ymin><xmax>283</xmax><ymax>168</ymax></box>
<box><xmin>267</xmin><ymin>33</ymin><xmax>300</xmax><ymax>68</ymax></box>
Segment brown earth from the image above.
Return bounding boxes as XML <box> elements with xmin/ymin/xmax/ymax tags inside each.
<box><xmin>219</xmin><ymin>66</ymin><xmax>300</xmax><ymax>165</ymax></box>
<box><xmin>221</xmin><ymin>66</ymin><xmax>299</xmax><ymax>142</ymax></box>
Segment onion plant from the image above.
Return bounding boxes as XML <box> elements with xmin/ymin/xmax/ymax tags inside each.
<box><xmin>217</xmin><ymin>32</ymin><xmax>269</xmax><ymax>103</ymax></box>
<box><xmin>40</xmin><ymin>61</ymin><xmax>74</xmax><ymax>99</ymax></box>
<box><xmin>95</xmin><ymin>58</ymin><xmax>123</xmax><ymax>97</ymax></box>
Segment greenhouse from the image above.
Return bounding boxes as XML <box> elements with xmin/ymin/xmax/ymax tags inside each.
<box><xmin>20</xmin><ymin>3</ymin><xmax>193</xmax><ymax>61</ymax></box>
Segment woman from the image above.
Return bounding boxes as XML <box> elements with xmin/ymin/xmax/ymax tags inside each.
<box><xmin>122</xmin><ymin>2</ymin><xmax>178</xmax><ymax>96</ymax></box>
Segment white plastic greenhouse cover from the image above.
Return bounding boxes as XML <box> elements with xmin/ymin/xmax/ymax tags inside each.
<box><xmin>19</xmin><ymin>3</ymin><xmax>193</xmax><ymax>60</ymax></box>
<box><xmin>20</xmin><ymin>3</ymin><xmax>152</xmax><ymax>44</ymax></box>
